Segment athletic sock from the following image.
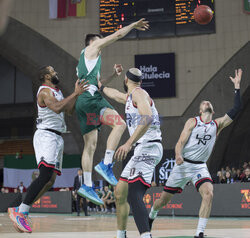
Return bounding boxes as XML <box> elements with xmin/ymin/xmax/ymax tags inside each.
<box><xmin>84</xmin><ymin>172</ymin><xmax>92</xmax><ymax>187</ymax></box>
<box><xmin>196</xmin><ymin>217</ymin><xmax>208</xmax><ymax>236</ymax></box>
<box><xmin>117</xmin><ymin>230</ymin><xmax>126</xmax><ymax>238</ymax></box>
<box><xmin>19</xmin><ymin>203</ymin><xmax>31</xmax><ymax>214</ymax></box>
<box><xmin>141</xmin><ymin>232</ymin><xmax>152</xmax><ymax>238</ymax></box>
<box><xmin>149</xmin><ymin>206</ymin><xmax>159</xmax><ymax>219</ymax></box>
<box><xmin>103</xmin><ymin>150</ymin><xmax>114</xmax><ymax>165</ymax></box>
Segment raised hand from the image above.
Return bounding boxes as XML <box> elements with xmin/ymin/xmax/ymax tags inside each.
<box><xmin>114</xmin><ymin>64</ymin><xmax>123</xmax><ymax>76</ymax></box>
<box><xmin>230</xmin><ymin>69</ymin><xmax>242</xmax><ymax>89</ymax></box>
<box><xmin>74</xmin><ymin>79</ymin><xmax>89</xmax><ymax>96</ymax></box>
<box><xmin>133</xmin><ymin>18</ymin><xmax>149</xmax><ymax>31</ymax></box>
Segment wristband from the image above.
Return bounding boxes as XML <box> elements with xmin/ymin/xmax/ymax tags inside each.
<box><xmin>99</xmin><ymin>85</ymin><xmax>105</xmax><ymax>92</ymax></box>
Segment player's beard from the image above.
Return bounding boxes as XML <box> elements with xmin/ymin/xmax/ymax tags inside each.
<box><xmin>123</xmin><ymin>80</ymin><xmax>128</xmax><ymax>92</ymax></box>
<box><xmin>204</xmin><ymin>107</ymin><xmax>213</xmax><ymax>113</ymax></box>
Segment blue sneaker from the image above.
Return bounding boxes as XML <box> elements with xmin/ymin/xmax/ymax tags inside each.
<box><xmin>77</xmin><ymin>184</ymin><xmax>104</xmax><ymax>205</ymax></box>
<box><xmin>94</xmin><ymin>161</ymin><xmax>118</xmax><ymax>186</ymax></box>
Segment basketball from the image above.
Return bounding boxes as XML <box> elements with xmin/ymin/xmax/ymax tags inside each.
<box><xmin>194</xmin><ymin>5</ymin><xmax>213</xmax><ymax>25</ymax></box>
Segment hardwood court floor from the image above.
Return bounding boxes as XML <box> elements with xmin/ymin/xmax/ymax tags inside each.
<box><xmin>0</xmin><ymin>213</ymin><xmax>249</xmax><ymax>238</ymax></box>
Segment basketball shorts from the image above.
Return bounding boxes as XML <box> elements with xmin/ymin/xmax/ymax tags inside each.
<box><xmin>120</xmin><ymin>142</ymin><xmax>163</xmax><ymax>187</ymax></box>
<box><xmin>75</xmin><ymin>91</ymin><xmax>114</xmax><ymax>135</ymax></box>
<box><xmin>164</xmin><ymin>162</ymin><xmax>213</xmax><ymax>194</ymax></box>
<box><xmin>33</xmin><ymin>129</ymin><xmax>64</xmax><ymax>175</ymax></box>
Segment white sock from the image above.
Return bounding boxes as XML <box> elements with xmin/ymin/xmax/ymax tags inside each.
<box><xmin>196</xmin><ymin>218</ymin><xmax>208</xmax><ymax>236</ymax></box>
<box><xmin>84</xmin><ymin>172</ymin><xmax>92</xmax><ymax>187</ymax></box>
<box><xmin>103</xmin><ymin>150</ymin><xmax>114</xmax><ymax>165</ymax></box>
<box><xmin>149</xmin><ymin>206</ymin><xmax>159</xmax><ymax>219</ymax></box>
<box><xmin>117</xmin><ymin>230</ymin><xmax>126</xmax><ymax>238</ymax></box>
<box><xmin>19</xmin><ymin>203</ymin><xmax>30</xmax><ymax>214</ymax></box>
<box><xmin>141</xmin><ymin>232</ymin><xmax>152</xmax><ymax>238</ymax></box>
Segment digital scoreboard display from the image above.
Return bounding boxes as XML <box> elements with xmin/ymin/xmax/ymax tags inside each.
<box><xmin>99</xmin><ymin>0</ymin><xmax>215</xmax><ymax>38</ymax></box>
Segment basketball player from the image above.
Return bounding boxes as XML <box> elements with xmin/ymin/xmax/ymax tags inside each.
<box><xmin>0</xmin><ymin>0</ymin><xmax>13</xmax><ymax>35</ymax></box>
<box><xmin>8</xmin><ymin>66</ymin><xmax>89</xmax><ymax>233</ymax></box>
<box><xmin>75</xmin><ymin>19</ymin><xmax>149</xmax><ymax>205</ymax></box>
<box><xmin>149</xmin><ymin>69</ymin><xmax>243</xmax><ymax>238</ymax></box>
<box><xmin>98</xmin><ymin>68</ymin><xmax>163</xmax><ymax>238</ymax></box>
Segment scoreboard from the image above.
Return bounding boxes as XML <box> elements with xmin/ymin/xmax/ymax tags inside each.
<box><xmin>99</xmin><ymin>0</ymin><xmax>215</xmax><ymax>39</ymax></box>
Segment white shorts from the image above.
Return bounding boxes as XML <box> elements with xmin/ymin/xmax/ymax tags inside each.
<box><xmin>120</xmin><ymin>142</ymin><xmax>163</xmax><ymax>187</ymax></box>
<box><xmin>33</xmin><ymin>129</ymin><xmax>64</xmax><ymax>175</ymax></box>
<box><xmin>164</xmin><ymin>161</ymin><xmax>213</xmax><ymax>193</ymax></box>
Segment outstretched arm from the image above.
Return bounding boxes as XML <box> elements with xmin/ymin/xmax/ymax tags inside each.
<box><xmin>39</xmin><ymin>80</ymin><xmax>89</xmax><ymax>114</ymax></box>
<box><xmin>215</xmin><ymin>69</ymin><xmax>242</xmax><ymax>134</ymax></box>
<box><xmin>98</xmin><ymin>76</ymin><xmax>127</xmax><ymax>104</ymax></box>
<box><xmin>175</xmin><ymin>118</ymin><xmax>196</xmax><ymax>165</ymax></box>
<box><xmin>86</xmin><ymin>19</ymin><xmax>149</xmax><ymax>58</ymax></box>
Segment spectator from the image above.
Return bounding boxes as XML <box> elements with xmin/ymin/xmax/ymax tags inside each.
<box><xmin>4</xmin><ymin>188</ymin><xmax>9</xmax><ymax>193</ymax></box>
<box><xmin>95</xmin><ymin>188</ymin><xmax>104</xmax><ymax>212</ymax></box>
<box><xmin>106</xmin><ymin>189</ymin><xmax>116</xmax><ymax>213</ymax></box>
<box><xmin>1</xmin><ymin>187</ymin><xmax>5</xmax><ymax>193</ymax></box>
<box><xmin>231</xmin><ymin>167</ymin><xmax>237</xmax><ymax>178</ymax></box>
<box><xmin>14</xmin><ymin>188</ymin><xmax>18</xmax><ymax>193</ymax></box>
<box><xmin>241</xmin><ymin>167</ymin><xmax>250</xmax><ymax>183</ymax></box>
<box><xmin>220</xmin><ymin>175</ymin><xmax>226</xmax><ymax>184</ymax></box>
<box><xmin>73</xmin><ymin>169</ymin><xmax>89</xmax><ymax>216</ymax></box>
<box><xmin>221</xmin><ymin>167</ymin><xmax>226</xmax><ymax>176</ymax></box>
<box><xmin>243</xmin><ymin>162</ymin><xmax>248</xmax><ymax>170</ymax></box>
<box><xmin>17</xmin><ymin>182</ymin><xmax>26</xmax><ymax>193</ymax></box>
<box><xmin>234</xmin><ymin>169</ymin><xmax>242</xmax><ymax>182</ymax></box>
<box><xmin>225</xmin><ymin>171</ymin><xmax>234</xmax><ymax>184</ymax></box>
<box><xmin>215</xmin><ymin>171</ymin><xmax>222</xmax><ymax>183</ymax></box>
<box><xmin>101</xmin><ymin>186</ymin><xmax>112</xmax><ymax>213</ymax></box>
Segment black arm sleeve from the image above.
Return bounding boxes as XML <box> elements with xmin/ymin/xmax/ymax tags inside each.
<box><xmin>226</xmin><ymin>89</ymin><xmax>241</xmax><ymax>120</ymax></box>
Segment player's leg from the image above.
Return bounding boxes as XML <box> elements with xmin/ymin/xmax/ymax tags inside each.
<box><xmin>149</xmin><ymin>162</ymin><xmax>188</xmax><ymax>230</ymax></box>
<box><xmin>115</xmin><ymin>180</ymin><xmax>130</xmax><ymax>238</ymax></box>
<box><xmin>95</xmin><ymin>108</ymin><xmax>126</xmax><ymax>186</ymax></box>
<box><xmin>195</xmin><ymin>182</ymin><xmax>213</xmax><ymax>238</ymax></box>
<box><xmin>192</xmin><ymin>166</ymin><xmax>213</xmax><ymax>238</ymax></box>
<box><xmin>77</xmin><ymin>129</ymin><xmax>104</xmax><ymax>205</ymax></box>
<box><xmin>128</xmin><ymin>181</ymin><xmax>152</xmax><ymax>238</ymax></box>
<box><xmin>128</xmin><ymin>143</ymin><xmax>163</xmax><ymax>237</ymax></box>
<box><xmin>8</xmin><ymin>165</ymin><xmax>56</xmax><ymax>233</ymax></box>
<box><xmin>82</xmin><ymin>129</ymin><xmax>98</xmax><ymax>186</ymax></box>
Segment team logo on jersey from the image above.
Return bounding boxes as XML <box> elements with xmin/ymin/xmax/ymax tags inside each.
<box><xmin>197</xmin><ymin>174</ymin><xmax>202</xmax><ymax>179</ymax></box>
<box><xmin>196</xmin><ymin>134</ymin><xmax>212</xmax><ymax>145</ymax></box>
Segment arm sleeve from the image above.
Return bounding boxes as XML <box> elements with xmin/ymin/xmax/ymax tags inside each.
<box><xmin>226</xmin><ymin>89</ymin><xmax>241</xmax><ymax>120</ymax></box>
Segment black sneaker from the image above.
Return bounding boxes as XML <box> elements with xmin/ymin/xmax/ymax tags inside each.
<box><xmin>194</xmin><ymin>232</ymin><xmax>204</xmax><ymax>238</ymax></box>
<box><xmin>148</xmin><ymin>217</ymin><xmax>155</xmax><ymax>231</ymax></box>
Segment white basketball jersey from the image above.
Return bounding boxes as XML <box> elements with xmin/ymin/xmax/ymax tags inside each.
<box><xmin>125</xmin><ymin>87</ymin><xmax>162</xmax><ymax>144</ymax></box>
<box><xmin>182</xmin><ymin>116</ymin><xmax>217</xmax><ymax>163</ymax></box>
<box><xmin>36</xmin><ymin>85</ymin><xmax>66</xmax><ymax>133</ymax></box>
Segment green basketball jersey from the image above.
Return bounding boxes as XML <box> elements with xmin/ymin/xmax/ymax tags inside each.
<box><xmin>76</xmin><ymin>49</ymin><xmax>101</xmax><ymax>87</ymax></box>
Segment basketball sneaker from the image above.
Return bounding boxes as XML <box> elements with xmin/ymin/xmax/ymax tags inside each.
<box><xmin>77</xmin><ymin>184</ymin><xmax>104</xmax><ymax>205</ymax></box>
<box><xmin>194</xmin><ymin>232</ymin><xmax>204</xmax><ymax>238</ymax></box>
<box><xmin>95</xmin><ymin>160</ymin><xmax>118</xmax><ymax>186</ymax></box>
<box><xmin>8</xmin><ymin>207</ymin><xmax>32</xmax><ymax>233</ymax></box>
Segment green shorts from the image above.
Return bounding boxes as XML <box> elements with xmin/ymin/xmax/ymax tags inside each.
<box><xmin>75</xmin><ymin>91</ymin><xmax>114</xmax><ymax>135</ymax></box>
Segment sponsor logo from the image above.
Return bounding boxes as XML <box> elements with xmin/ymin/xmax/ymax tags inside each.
<box><xmin>196</xmin><ymin>134</ymin><xmax>212</xmax><ymax>145</ymax></box>
<box><xmin>158</xmin><ymin>158</ymin><xmax>175</xmax><ymax>183</ymax></box>
<box><xmin>241</xmin><ymin>189</ymin><xmax>250</xmax><ymax>209</ymax></box>
<box><xmin>132</xmin><ymin>155</ymin><xmax>156</xmax><ymax>165</ymax></box>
